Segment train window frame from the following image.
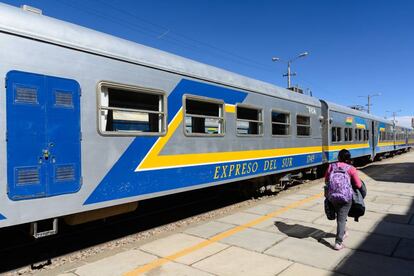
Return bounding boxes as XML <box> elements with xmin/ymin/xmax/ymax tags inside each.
<box><xmin>182</xmin><ymin>94</ymin><xmax>225</xmax><ymax>137</ymax></box>
<box><xmin>332</xmin><ymin>126</ymin><xmax>342</xmax><ymax>143</ymax></box>
<box><xmin>235</xmin><ymin>103</ymin><xmax>264</xmax><ymax>137</ymax></box>
<box><xmin>296</xmin><ymin>114</ymin><xmax>311</xmax><ymax>137</ymax></box>
<box><xmin>344</xmin><ymin>127</ymin><xmax>353</xmax><ymax>142</ymax></box>
<box><xmin>271</xmin><ymin>109</ymin><xmax>291</xmax><ymax>137</ymax></box>
<box><xmin>97</xmin><ymin>81</ymin><xmax>167</xmax><ymax>137</ymax></box>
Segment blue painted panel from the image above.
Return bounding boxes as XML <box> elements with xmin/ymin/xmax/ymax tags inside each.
<box><xmin>46</xmin><ymin>76</ymin><xmax>82</xmax><ymax>196</ymax></box>
<box><xmin>86</xmin><ymin>151</ymin><xmax>322</xmax><ymax>204</ymax></box>
<box><xmin>6</xmin><ymin>71</ymin><xmax>81</xmax><ymax>200</ymax></box>
<box><xmin>0</xmin><ymin>214</ymin><xmax>6</xmax><ymax>220</ymax></box>
<box><xmin>6</xmin><ymin>71</ymin><xmax>47</xmax><ymax>200</ymax></box>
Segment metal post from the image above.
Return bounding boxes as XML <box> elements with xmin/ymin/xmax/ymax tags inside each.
<box><xmin>367</xmin><ymin>95</ymin><xmax>370</xmax><ymax>114</ymax></box>
<box><xmin>287</xmin><ymin>61</ymin><xmax>291</xmax><ymax>88</ymax></box>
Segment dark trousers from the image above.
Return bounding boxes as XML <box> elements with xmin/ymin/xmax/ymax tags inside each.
<box><xmin>332</xmin><ymin>201</ymin><xmax>352</xmax><ymax>244</ymax></box>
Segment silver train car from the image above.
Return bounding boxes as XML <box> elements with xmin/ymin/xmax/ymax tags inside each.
<box><xmin>0</xmin><ymin>4</ymin><xmax>411</xmax><ymax>235</ymax></box>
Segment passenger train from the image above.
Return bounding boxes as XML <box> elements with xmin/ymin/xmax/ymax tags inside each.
<box><xmin>0</xmin><ymin>4</ymin><xmax>412</xmax><ymax>237</ymax></box>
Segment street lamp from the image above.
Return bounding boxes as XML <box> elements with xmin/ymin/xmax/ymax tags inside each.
<box><xmin>385</xmin><ymin>109</ymin><xmax>402</xmax><ymax>125</ymax></box>
<box><xmin>272</xmin><ymin>52</ymin><xmax>309</xmax><ymax>88</ymax></box>
<box><xmin>358</xmin><ymin>93</ymin><xmax>381</xmax><ymax>114</ymax></box>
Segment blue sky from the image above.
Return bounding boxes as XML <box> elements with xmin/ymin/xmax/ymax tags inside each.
<box><xmin>2</xmin><ymin>0</ymin><xmax>413</xmax><ymax>124</ymax></box>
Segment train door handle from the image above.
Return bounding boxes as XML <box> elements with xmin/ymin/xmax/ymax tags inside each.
<box><xmin>42</xmin><ymin>149</ymin><xmax>50</xmax><ymax>160</ymax></box>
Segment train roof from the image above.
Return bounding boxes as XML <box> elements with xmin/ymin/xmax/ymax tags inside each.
<box><xmin>322</xmin><ymin>100</ymin><xmax>392</xmax><ymax>124</ymax></box>
<box><xmin>0</xmin><ymin>3</ymin><xmax>321</xmax><ymax>107</ymax></box>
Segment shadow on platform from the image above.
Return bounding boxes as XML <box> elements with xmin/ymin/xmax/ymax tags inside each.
<box><xmin>274</xmin><ymin>221</ymin><xmax>334</xmax><ymax>248</ymax></box>
<box><xmin>333</xmin><ymin>160</ymin><xmax>414</xmax><ymax>276</ymax></box>
<box><xmin>361</xmin><ymin>162</ymin><xmax>414</xmax><ymax>184</ymax></box>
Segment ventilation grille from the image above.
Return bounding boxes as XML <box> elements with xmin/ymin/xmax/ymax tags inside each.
<box><xmin>15</xmin><ymin>87</ymin><xmax>38</xmax><ymax>104</ymax></box>
<box><xmin>55</xmin><ymin>91</ymin><xmax>73</xmax><ymax>107</ymax></box>
<box><xmin>16</xmin><ymin>167</ymin><xmax>40</xmax><ymax>185</ymax></box>
<box><xmin>55</xmin><ymin>165</ymin><xmax>75</xmax><ymax>182</ymax></box>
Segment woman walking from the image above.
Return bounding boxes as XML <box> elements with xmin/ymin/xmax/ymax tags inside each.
<box><xmin>325</xmin><ymin>149</ymin><xmax>362</xmax><ymax>250</ymax></box>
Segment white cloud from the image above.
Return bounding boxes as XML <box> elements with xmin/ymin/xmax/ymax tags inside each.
<box><xmin>394</xmin><ymin>116</ymin><xmax>413</xmax><ymax>128</ymax></box>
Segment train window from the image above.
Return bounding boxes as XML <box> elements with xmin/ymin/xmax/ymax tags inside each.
<box><xmin>296</xmin><ymin>115</ymin><xmax>311</xmax><ymax>136</ymax></box>
<box><xmin>271</xmin><ymin>110</ymin><xmax>290</xmax><ymax>136</ymax></box>
<box><xmin>364</xmin><ymin>130</ymin><xmax>369</xmax><ymax>141</ymax></box>
<box><xmin>380</xmin><ymin>131</ymin><xmax>385</xmax><ymax>141</ymax></box>
<box><xmin>98</xmin><ymin>82</ymin><xmax>166</xmax><ymax>136</ymax></box>
<box><xmin>236</xmin><ymin>105</ymin><xmax>263</xmax><ymax>136</ymax></box>
<box><xmin>344</xmin><ymin>128</ymin><xmax>353</xmax><ymax>141</ymax></box>
<box><xmin>332</xmin><ymin>127</ymin><xmax>342</xmax><ymax>142</ymax></box>
<box><xmin>184</xmin><ymin>96</ymin><xmax>224</xmax><ymax>136</ymax></box>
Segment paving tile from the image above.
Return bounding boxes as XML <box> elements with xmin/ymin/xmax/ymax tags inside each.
<box><xmin>217</xmin><ymin>212</ymin><xmax>262</xmax><ymax>226</ymax></box>
<box><xmin>393</xmin><ymin>238</ymin><xmax>414</xmax><ymax>261</ymax></box>
<box><xmin>373</xmin><ymin>221</ymin><xmax>414</xmax><ymax>239</ymax></box>
<box><xmin>281</xmin><ymin>194</ymin><xmax>310</xmax><ymax>201</ymax></box>
<box><xmin>221</xmin><ymin>227</ymin><xmax>285</xmax><ymax>252</ymax></box>
<box><xmin>244</xmin><ymin>203</ymin><xmax>280</xmax><ymax>215</ymax></box>
<box><xmin>266</xmin><ymin>198</ymin><xmax>299</xmax><ymax>207</ymax></box>
<box><xmin>362</xmin><ymin>211</ymin><xmax>386</xmax><ymax>221</ymax></box>
<box><xmin>296</xmin><ymin>188</ymin><xmax>324</xmax><ymax>195</ymax></box>
<box><xmin>388</xmin><ymin>204</ymin><xmax>414</xmax><ymax>214</ymax></box>
<box><xmin>277</xmin><ymin>208</ymin><xmax>324</xmax><ymax>223</ymax></box>
<box><xmin>176</xmin><ymin>242</ymin><xmax>230</xmax><ymax>265</ymax></box>
<box><xmin>364</xmin><ymin>202</ymin><xmax>392</xmax><ymax>213</ymax></box>
<box><xmin>142</xmin><ymin>261</ymin><xmax>213</xmax><ymax>276</ymax></box>
<box><xmin>252</xmin><ymin>217</ymin><xmax>285</xmax><ymax>230</ymax></box>
<box><xmin>306</xmin><ymin>203</ymin><xmax>326</xmax><ymax>213</ymax></box>
<box><xmin>373</xmin><ymin>196</ymin><xmax>413</xmax><ymax>206</ymax></box>
<box><xmin>323</xmin><ymin>230</ymin><xmax>399</xmax><ymax>256</ymax></box>
<box><xmin>278</xmin><ymin>263</ymin><xmax>345</xmax><ymax>276</ymax></box>
<box><xmin>74</xmin><ymin>249</ymin><xmax>157</xmax><ymax>276</ymax></box>
<box><xmin>193</xmin><ymin>246</ymin><xmax>292</xmax><ymax>276</ymax></box>
<box><xmin>265</xmin><ymin>237</ymin><xmax>351</xmax><ymax>270</ymax></box>
<box><xmin>140</xmin><ymin>233</ymin><xmax>205</xmax><ymax>257</ymax></box>
<box><xmin>335</xmin><ymin>250</ymin><xmax>414</xmax><ymax>276</ymax></box>
<box><xmin>185</xmin><ymin>221</ymin><xmax>234</xmax><ymax>239</ymax></box>
<box><xmin>346</xmin><ymin>217</ymin><xmax>380</xmax><ymax>233</ymax></box>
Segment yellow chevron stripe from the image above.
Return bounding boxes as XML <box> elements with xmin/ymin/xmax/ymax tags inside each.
<box><xmin>225</xmin><ymin>104</ymin><xmax>236</xmax><ymax>113</ymax></box>
<box><xmin>378</xmin><ymin>142</ymin><xmax>394</xmax><ymax>147</ymax></box>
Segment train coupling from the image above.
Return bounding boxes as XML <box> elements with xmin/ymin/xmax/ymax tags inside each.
<box><xmin>30</xmin><ymin>218</ymin><xmax>58</xmax><ymax>238</ymax></box>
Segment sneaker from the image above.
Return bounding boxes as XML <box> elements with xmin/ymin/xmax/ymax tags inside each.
<box><xmin>334</xmin><ymin>243</ymin><xmax>345</xmax><ymax>250</ymax></box>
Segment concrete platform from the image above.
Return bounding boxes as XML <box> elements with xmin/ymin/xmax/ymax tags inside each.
<box><xmin>43</xmin><ymin>151</ymin><xmax>414</xmax><ymax>276</ymax></box>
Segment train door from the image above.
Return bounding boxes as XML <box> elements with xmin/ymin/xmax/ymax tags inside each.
<box><xmin>6</xmin><ymin>71</ymin><xmax>81</xmax><ymax>200</ymax></box>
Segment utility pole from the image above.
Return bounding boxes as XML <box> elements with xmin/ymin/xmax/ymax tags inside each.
<box><xmin>272</xmin><ymin>52</ymin><xmax>308</xmax><ymax>89</ymax></box>
<box><xmin>358</xmin><ymin>93</ymin><xmax>381</xmax><ymax>113</ymax></box>
<box><xmin>283</xmin><ymin>61</ymin><xmax>296</xmax><ymax>88</ymax></box>
<box><xmin>386</xmin><ymin>110</ymin><xmax>402</xmax><ymax>125</ymax></box>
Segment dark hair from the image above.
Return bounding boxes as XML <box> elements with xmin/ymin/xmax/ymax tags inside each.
<box><xmin>338</xmin><ymin>149</ymin><xmax>352</xmax><ymax>164</ymax></box>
